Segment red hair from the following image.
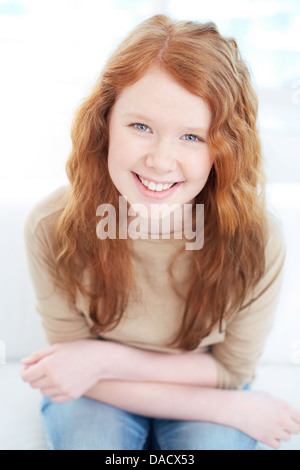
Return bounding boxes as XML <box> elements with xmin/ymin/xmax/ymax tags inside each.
<box><xmin>53</xmin><ymin>15</ymin><xmax>267</xmax><ymax>350</ymax></box>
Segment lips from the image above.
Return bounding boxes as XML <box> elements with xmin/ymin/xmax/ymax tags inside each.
<box><xmin>136</xmin><ymin>172</ymin><xmax>178</xmax><ymax>186</ymax></box>
<box><xmin>136</xmin><ymin>173</ymin><xmax>176</xmax><ymax>191</ymax></box>
<box><xmin>132</xmin><ymin>172</ymin><xmax>182</xmax><ymax>200</ymax></box>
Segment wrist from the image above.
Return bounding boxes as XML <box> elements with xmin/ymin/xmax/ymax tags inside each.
<box><xmin>220</xmin><ymin>389</ymin><xmax>245</xmax><ymax>428</ymax></box>
<box><xmin>94</xmin><ymin>339</ymin><xmax>132</xmax><ymax>381</ymax></box>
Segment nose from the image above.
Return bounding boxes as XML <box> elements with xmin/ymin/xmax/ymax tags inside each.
<box><xmin>145</xmin><ymin>137</ymin><xmax>177</xmax><ymax>174</ymax></box>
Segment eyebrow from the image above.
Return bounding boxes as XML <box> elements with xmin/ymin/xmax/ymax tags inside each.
<box><xmin>183</xmin><ymin>127</ymin><xmax>209</xmax><ymax>135</ymax></box>
<box><xmin>123</xmin><ymin>112</ymin><xmax>154</xmax><ymax>123</ymax></box>
<box><xmin>123</xmin><ymin>112</ymin><xmax>209</xmax><ymax>134</ymax></box>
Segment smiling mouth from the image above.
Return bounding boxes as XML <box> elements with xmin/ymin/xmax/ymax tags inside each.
<box><xmin>135</xmin><ymin>173</ymin><xmax>178</xmax><ymax>192</ymax></box>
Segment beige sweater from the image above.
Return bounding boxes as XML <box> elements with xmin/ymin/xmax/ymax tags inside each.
<box><xmin>24</xmin><ymin>185</ymin><xmax>286</xmax><ymax>390</ymax></box>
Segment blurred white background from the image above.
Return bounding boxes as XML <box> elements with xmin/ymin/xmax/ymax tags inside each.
<box><xmin>0</xmin><ymin>0</ymin><xmax>299</xmax><ymax>450</ymax></box>
<box><xmin>0</xmin><ymin>0</ymin><xmax>299</xmax><ymax>185</ymax></box>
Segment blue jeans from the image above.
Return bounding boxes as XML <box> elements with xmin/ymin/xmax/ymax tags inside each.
<box><xmin>40</xmin><ymin>386</ymin><xmax>257</xmax><ymax>451</ymax></box>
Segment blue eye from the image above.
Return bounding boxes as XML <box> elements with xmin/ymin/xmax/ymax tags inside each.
<box><xmin>133</xmin><ymin>123</ymin><xmax>151</xmax><ymax>132</ymax></box>
<box><xmin>182</xmin><ymin>134</ymin><xmax>199</xmax><ymax>142</ymax></box>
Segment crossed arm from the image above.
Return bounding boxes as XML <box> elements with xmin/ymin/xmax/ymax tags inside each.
<box><xmin>20</xmin><ymin>338</ymin><xmax>300</xmax><ymax>450</ymax></box>
<box><xmin>20</xmin><ymin>338</ymin><xmax>219</xmax><ymax>399</ymax></box>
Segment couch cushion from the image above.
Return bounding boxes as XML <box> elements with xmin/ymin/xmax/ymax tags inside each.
<box><xmin>0</xmin><ymin>362</ymin><xmax>47</xmax><ymax>450</ymax></box>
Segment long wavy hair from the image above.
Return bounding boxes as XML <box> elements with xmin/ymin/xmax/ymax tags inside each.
<box><xmin>53</xmin><ymin>15</ymin><xmax>267</xmax><ymax>350</ymax></box>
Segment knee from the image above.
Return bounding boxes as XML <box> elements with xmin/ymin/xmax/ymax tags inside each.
<box><xmin>154</xmin><ymin>420</ymin><xmax>257</xmax><ymax>451</ymax></box>
<box><xmin>40</xmin><ymin>396</ymin><xmax>151</xmax><ymax>450</ymax></box>
<box><xmin>195</xmin><ymin>422</ymin><xmax>258</xmax><ymax>451</ymax></box>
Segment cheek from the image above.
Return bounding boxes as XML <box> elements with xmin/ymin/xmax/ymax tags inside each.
<box><xmin>108</xmin><ymin>131</ymin><xmax>142</xmax><ymax>171</ymax></box>
<box><xmin>185</xmin><ymin>151</ymin><xmax>213</xmax><ymax>183</ymax></box>
<box><xmin>108</xmin><ymin>138</ymin><xmax>126</xmax><ymax>173</ymax></box>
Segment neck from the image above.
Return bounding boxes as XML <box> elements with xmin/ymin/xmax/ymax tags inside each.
<box><xmin>126</xmin><ymin>203</ymin><xmax>194</xmax><ymax>237</ymax></box>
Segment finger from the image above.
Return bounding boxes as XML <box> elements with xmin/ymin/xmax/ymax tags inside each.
<box><xmin>50</xmin><ymin>394</ymin><xmax>72</xmax><ymax>403</ymax></box>
<box><xmin>278</xmin><ymin>430</ymin><xmax>291</xmax><ymax>442</ymax></box>
<box><xmin>21</xmin><ymin>346</ymin><xmax>55</xmax><ymax>365</ymax></box>
<box><xmin>30</xmin><ymin>377</ymin><xmax>53</xmax><ymax>390</ymax></box>
<box><xmin>21</xmin><ymin>362</ymin><xmax>46</xmax><ymax>383</ymax></box>
<box><xmin>270</xmin><ymin>439</ymin><xmax>281</xmax><ymax>450</ymax></box>
<box><xmin>40</xmin><ymin>386</ymin><xmax>61</xmax><ymax>396</ymax></box>
<box><xmin>286</xmin><ymin>419</ymin><xmax>300</xmax><ymax>435</ymax></box>
<box><xmin>292</xmin><ymin>408</ymin><xmax>300</xmax><ymax>425</ymax></box>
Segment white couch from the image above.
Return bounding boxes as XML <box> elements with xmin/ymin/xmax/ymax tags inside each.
<box><xmin>0</xmin><ymin>179</ymin><xmax>299</xmax><ymax>450</ymax></box>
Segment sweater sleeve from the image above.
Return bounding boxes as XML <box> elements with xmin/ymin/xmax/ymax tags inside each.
<box><xmin>211</xmin><ymin>213</ymin><xmax>286</xmax><ymax>390</ymax></box>
<box><xmin>24</xmin><ymin>201</ymin><xmax>97</xmax><ymax>345</ymax></box>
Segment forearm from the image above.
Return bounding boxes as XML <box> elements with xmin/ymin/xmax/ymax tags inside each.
<box><xmin>100</xmin><ymin>340</ymin><xmax>218</xmax><ymax>388</ymax></box>
<box><xmin>84</xmin><ymin>380</ymin><xmax>234</xmax><ymax>425</ymax></box>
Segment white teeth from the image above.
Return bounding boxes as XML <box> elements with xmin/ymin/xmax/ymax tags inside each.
<box><xmin>139</xmin><ymin>175</ymin><xmax>174</xmax><ymax>192</ymax></box>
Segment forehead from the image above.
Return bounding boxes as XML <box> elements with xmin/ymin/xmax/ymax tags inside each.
<box><xmin>111</xmin><ymin>67</ymin><xmax>211</xmax><ymax>127</ymax></box>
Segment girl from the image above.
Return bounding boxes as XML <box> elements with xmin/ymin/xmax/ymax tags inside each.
<box><xmin>21</xmin><ymin>15</ymin><xmax>300</xmax><ymax>450</ymax></box>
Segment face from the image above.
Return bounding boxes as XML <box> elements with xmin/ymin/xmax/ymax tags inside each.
<box><xmin>107</xmin><ymin>66</ymin><xmax>213</xmax><ymax>229</ymax></box>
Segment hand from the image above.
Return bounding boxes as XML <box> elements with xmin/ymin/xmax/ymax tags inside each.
<box><xmin>231</xmin><ymin>390</ymin><xmax>300</xmax><ymax>449</ymax></box>
<box><xmin>20</xmin><ymin>339</ymin><xmax>112</xmax><ymax>403</ymax></box>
